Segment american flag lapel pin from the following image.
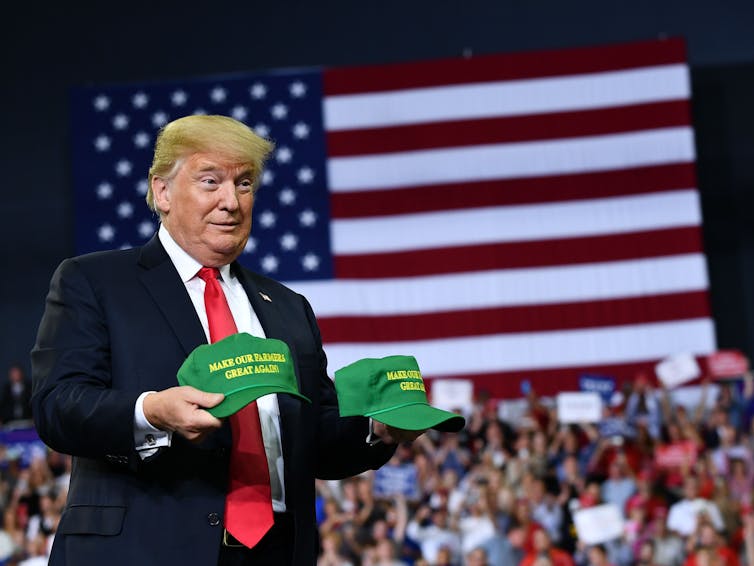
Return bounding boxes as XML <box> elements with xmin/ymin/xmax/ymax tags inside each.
<box><xmin>259</xmin><ymin>292</ymin><xmax>272</xmax><ymax>303</ymax></box>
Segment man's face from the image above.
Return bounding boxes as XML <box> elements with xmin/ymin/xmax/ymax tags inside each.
<box><xmin>153</xmin><ymin>152</ymin><xmax>255</xmax><ymax>266</ymax></box>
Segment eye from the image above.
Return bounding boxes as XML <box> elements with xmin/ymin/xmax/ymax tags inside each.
<box><xmin>237</xmin><ymin>179</ymin><xmax>253</xmax><ymax>193</ymax></box>
<box><xmin>200</xmin><ymin>177</ymin><xmax>218</xmax><ymax>188</ymax></box>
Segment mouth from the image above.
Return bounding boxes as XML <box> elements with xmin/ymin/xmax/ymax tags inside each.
<box><xmin>210</xmin><ymin>221</ymin><xmax>240</xmax><ymax>229</ymax></box>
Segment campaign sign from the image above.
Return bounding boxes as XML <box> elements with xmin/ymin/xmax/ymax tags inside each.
<box><xmin>598</xmin><ymin>417</ymin><xmax>634</xmax><ymax>439</ymax></box>
<box><xmin>655</xmin><ymin>353</ymin><xmax>700</xmax><ymax>389</ymax></box>
<box><xmin>0</xmin><ymin>425</ymin><xmax>47</xmax><ymax>468</ymax></box>
<box><xmin>430</xmin><ymin>379</ymin><xmax>473</xmax><ymax>413</ymax></box>
<box><xmin>574</xmin><ymin>503</ymin><xmax>625</xmax><ymax>545</ymax></box>
<box><xmin>557</xmin><ymin>392</ymin><xmax>603</xmax><ymax>423</ymax></box>
<box><xmin>655</xmin><ymin>441</ymin><xmax>698</xmax><ymax>469</ymax></box>
<box><xmin>706</xmin><ymin>350</ymin><xmax>749</xmax><ymax>378</ymax></box>
<box><xmin>373</xmin><ymin>463</ymin><xmax>420</xmax><ymax>500</ymax></box>
<box><xmin>579</xmin><ymin>374</ymin><xmax>616</xmax><ymax>403</ymax></box>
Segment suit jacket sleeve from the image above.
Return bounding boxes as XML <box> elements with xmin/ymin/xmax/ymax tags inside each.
<box><xmin>31</xmin><ymin>258</ymin><xmax>141</xmax><ymax>458</ymax></box>
<box><xmin>296</xmin><ymin>293</ymin><xmax>396</xmax><ymax>479</ymax></box>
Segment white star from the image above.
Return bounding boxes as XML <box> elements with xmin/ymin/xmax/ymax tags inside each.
<box><xmin>112</xmin><ymin>114</ymin><xmax>129</xmax><ymax>130</ymax></box>
<box><xmin>133</xmin><ymin>131</ymin><xmax>150</xmax><ymax>148</ymax></box>
<box><xmin>231</xmin><ymin>105</ymin><xmax>248</xmax><ymax>121</ymax></box>
<box><xmin>261</xmin><ymin>255</ymin><xmax>279</xmax><ymax>273</ymax></box>
<box><xmin>275</xmin><ymin>146</ymin><xmax>293</xmax><ymax>164</ymax></box>
<box><xmin>243</xmin><ymin>237</ymin><xmax>257</xmax><ymax>254</ymax></box>
<box><xmin>302</xmin><ymin>253</ymin><xmax>320</xmax><ymax>271</ymax></box>
<box><xmin>289</xmin><ymin>81</ymin><xmax>307</xmax><ymax>98</ymax></box>
<box><xmin>98</xmin><ymin>224</ymin><xmax>115</xmax><ymax>242</ymax></box>
<box><xmin>254</xmin><ymin>123</ymin><xmax>270</xmax><ymax>138</ymax></box>
<box><xmin>280</xmin><ymin>233</ymin><xmax>298</xmax><ymax>251</ymax></box>
<box><xmin>258</xmin><ymin>210</ymin><xmax>276</xmax><ymax>228</ymax></box>
<box><xmin>152</xmin><ymin>111</ymin><xmax>168</xmax><ymax>127</ymax></box>
<box><xmin>115</xmin><ymin>159</ymin><xmax>133</xmax><ymax>176</ymax></box>
<box><xmin>132</xmin><ymin>92</ymin><xmax>149</xmax><ymax>108</ymax></box>
<box><xmin>270</xmin><ymin>103</ymin><xmax>288</xmax><ymax>120</ymax></box>
<box><xmin>93</xmin><ymin>95</ymin><xmax>110</xmax><ymax>111</ymax></box>
<box><xmin>119</xmin><ymin>243</ymin><xmax>132</xmax><ymax>250</ymax></box>
<box><xmin>96</xmin><ymin>182</ymin><xmax>113</xmax><ymax>199</ymax></box>
<box><xmin>299</xmin><ymin>209</ymin><xmax>317</xmax><ymax>227</ymax></box>
<box><xmin>292</xmin><ymin>122</ymin><xmax>310</xmax><ymax>139</ymax></box>
<box><xmin>135</xmin><ymin>179</ymin><xmax>149</xmax><ymax>195</ymax></box>
<box><xmin>261</xmin><ymin>170</ymin><xmax>274</xmax><ymax>186</ymax></box>
<box><xmin>297</xmin><ymin>166</ymin><xmax>314</xmax><ymax>184</ymax></box>
<box><xmin>94</xmin><ymin>135</ymin><xmax>111</xmax><ymax>152</ymax></box>
<box><xmin>193</xmin><ymin>108</ymin><xmax>207</xmax><ymax>115</ymax></box>
<box><xmin>250</xmin><ymin>82</ymin><xmax>267</xmax><ymax>100</ymax></box>
<box><xmin>278</xmin><ymin>187</ymin><xmax>296</xmax><ymax>205</ymax></box>
<box><xmin>210</xmin><ymin>86</ymin><xmax>227</xmax><ymax>103</ymax></box>
<box><xmin>138</xmin><ymin>220</ymin><xmax>155</xmax><ymax>238</ymax></box>
<box><xmin>117</xmin><ymin>202</ymin><xmax>134</xmax><ymax>218</ymax></box>
<box><xmin>171</xmin><ymin>90</ymin><xmax>188</xmax><ymax>106</ymax></box>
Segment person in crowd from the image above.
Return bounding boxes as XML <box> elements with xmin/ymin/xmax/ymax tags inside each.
<box><xmin>0</xmin><ymin>364</ymin><xmax>33</xmax><ymax>424</ymax></box>
<box><xmin>666</xmin><ymin>475</ymin><xmax>725</xmax><ymax>537</ymax></box>
<box><xmin>519</xmin><ymin>526</ymin><xmax>575</xmax><ymax>566</ymax></box>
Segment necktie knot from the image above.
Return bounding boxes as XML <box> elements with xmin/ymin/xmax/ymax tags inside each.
<box><xmin>197</xmin><ymin>266</ymin><xmax>220</xmax><ymax>283</ymax></box>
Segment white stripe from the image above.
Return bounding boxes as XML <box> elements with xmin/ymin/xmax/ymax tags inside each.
<box><xmin>322</xmin><ymin>318</ymin><xmax>717</xmax><ymax>377</ymax></box>
<box><xmin>324</xmin><ymin>65</ymin><xmax>690</xmax><ymax>131</ymax></box>
<box><xmin>332</xmin><ymin>190</ymin><xmax>701</xmax><ymax>254</ymax></box>
<box><xmin>327</xmin><ymin>128</ymin><xmax>695</xmax><ymax>192</ymax></box>
<box><xmin>287</xmin><ymin>254</ymin><xmax>708</xmax><ymax>317</ymax></box>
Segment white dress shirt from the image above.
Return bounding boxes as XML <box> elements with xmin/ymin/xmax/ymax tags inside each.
<box><xmin>133</xmin><ymin>225</ymin><xmax>286</xmax><ymax>511</ymax></box>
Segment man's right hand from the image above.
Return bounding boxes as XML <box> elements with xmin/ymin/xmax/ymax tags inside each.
<box><xmin>142</xmin><ymin>386</ymin><xmax>224</xmax><ymax>442</ymax></box>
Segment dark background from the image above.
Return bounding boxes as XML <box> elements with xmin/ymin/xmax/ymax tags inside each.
<box><xmin>3</xmin><ymin>1</ymin><xmax>754</xmax><ymax>380</ymax></box>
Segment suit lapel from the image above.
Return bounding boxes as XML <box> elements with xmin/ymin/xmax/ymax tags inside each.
<box><xmin>137</xmin><ymin>235</ymin><xmax>207</xmax><ymax>356</ymax></box>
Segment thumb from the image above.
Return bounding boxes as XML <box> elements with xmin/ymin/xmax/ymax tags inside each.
<box><xmin>198</xmin><ymin>391</ymin><xmax>225</xmax><ymax>408</ymax></box>
<box><xmin>183</xmin><ymin>386</ymin><xmax>225</xmax><ymax>408</ymax></box>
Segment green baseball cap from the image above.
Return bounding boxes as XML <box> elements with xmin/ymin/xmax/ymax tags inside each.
<box><xmin>177</xmin><ymin>332</ymin><xmax>310</xmax><ymax>417</ymax></box>
<box><xmin>334</xmin><ymin>355</ymin><xmax>465</xmax><ymax>432</ymax></box>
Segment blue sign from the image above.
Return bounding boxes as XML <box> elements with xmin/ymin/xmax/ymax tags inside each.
<box><xmin>579</xmin><ymin>374</ymin><xmax>616</xmax><ymax>403</ymax></box>
<box><xmin>373</xmin><ymin>463</ymin><xmax>420</xmax><ymax>500</ymax></box>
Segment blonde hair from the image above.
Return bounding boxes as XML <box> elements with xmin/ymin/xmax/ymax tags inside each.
<box><xmin>146</xmin><ymin>114</ymin><xmax>274</xmax><ymax>211</ymax></box>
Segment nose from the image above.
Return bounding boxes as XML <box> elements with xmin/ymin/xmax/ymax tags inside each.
<box><xmin>217</xmin><ymin>180</ymin><xmax>240</xmax><ymax>211</ymax></box>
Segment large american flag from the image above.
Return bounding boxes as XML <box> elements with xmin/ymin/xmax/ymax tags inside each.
<box><xmin>70</xmin><ymin>37</ymin><xmax>716</xmax><ymax>398</ymax></box>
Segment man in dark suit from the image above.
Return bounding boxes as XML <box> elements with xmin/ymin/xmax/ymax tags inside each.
<box><xmin>0</xmin><ymin>363</ymin><xmax>32</xmax><ymax>424</ymax></box>
<box><xmin>31</xmin><ymin>115</ymin><xmax>419</xmax><ymax>565</ymax></box>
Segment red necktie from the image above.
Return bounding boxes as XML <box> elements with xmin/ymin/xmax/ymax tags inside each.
<box><xmin>197</xmin><ymin>267</ymin><xmax>273</xmax><ymax>548</ymax></box>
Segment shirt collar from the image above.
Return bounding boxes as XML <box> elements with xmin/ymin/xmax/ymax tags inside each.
<box><xmin>158</xmin><ymin>224</ymin><xmax>233</xmax><ymax>283</ymax></box>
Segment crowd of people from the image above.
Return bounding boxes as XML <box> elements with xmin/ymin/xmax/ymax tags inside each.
<box><xmin>3</xmin><ymin>362</ymin><xmax>754</xmax><ymax>565</ymax></box>
<box><xmin>314</xmin><ymin>373</ymin><xmax>754</xmax><ymax>566</ymax></box>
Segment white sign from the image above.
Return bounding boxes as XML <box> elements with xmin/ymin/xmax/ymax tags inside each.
<box><xmin>556</xmin><ymin>392</ymin><xmax>603</xmax><ymax>423</ymax></box>
<box><xmin>574</xmin><ymin>504</ymin><xmax>625</xmax><ymax>545</ymax></box>
<box><xmin>430</xmin><ymin>379</ymin><xmax>473</xmax><ymax>413</ymax></box>
<box><xmin>655</xmin><ymin>353</ymin><xmax>701</xmax><ymax>389</ymax></box>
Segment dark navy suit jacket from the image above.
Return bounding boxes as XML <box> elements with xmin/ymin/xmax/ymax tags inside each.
<box><xmin>31</xmin><ymin>235</ymin><xmax>394</xmax><ymax>565</ymax></box>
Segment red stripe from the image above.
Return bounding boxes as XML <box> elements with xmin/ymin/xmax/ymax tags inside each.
<box><xmin>330</xmin><ymin>163</ymin><xmax>697</xmax><ymax>219</ymax></box>
<box><xmin>422</xmin><ymin>357</ymin><xmax>706</xmax><ymax>399</ymax></box>
<box><xmin>324</xmin><ymin>38</ymin><xmax>686</xmax><ymax>96</ymax></box>
<box><xmin>317</xmin><ymin>291</ymin><xmax>710</xmax><ymax>344</ymax></box>
<box><xmin>334</xmin><ymin>226</ymin><xmax>703</xmax><ymax>279</ymax></box>
<box><xmin>327</xmin><ymin>100</ymin><xmax>691</xmax><ymax>157</ymax></box>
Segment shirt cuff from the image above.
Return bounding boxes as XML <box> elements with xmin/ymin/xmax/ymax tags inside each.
<box><xmin>365</xmin><ymin>417</ymin><xmax>383</xmax><ymax>446</ymax></box>
<box><xmin>134</xmin><ymin>391</ymin><xmax>172</xmax><ymax>456</ymax></box>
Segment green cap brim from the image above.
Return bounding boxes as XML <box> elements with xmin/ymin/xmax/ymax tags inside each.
<box><xmin>208</xmin><ymin>385</ymin><xmax>311</xmax><ymax>418</ymax></box>
<box><xmin>367</xmin><ymin>402</ymin><xmax>465</xmax><ymax>432</ymax></box>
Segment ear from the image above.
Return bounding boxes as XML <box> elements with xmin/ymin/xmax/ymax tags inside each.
<box><xmin>151</xmin><ymin>177</ymin><xmax>170</xmax><ymax>214</ymax></box>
